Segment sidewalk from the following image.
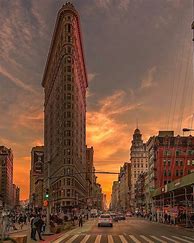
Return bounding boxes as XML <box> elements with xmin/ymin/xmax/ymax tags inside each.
<box><xmin>141</xmin><ymin>217</ymin><xmax>194</xmax><ymax>232</ymax></box>
<box><xmin>8</xmin><ymin>219</ymin><xmax>95</xmax><ymax>242</ymax></box>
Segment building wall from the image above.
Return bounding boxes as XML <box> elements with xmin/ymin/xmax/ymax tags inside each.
<box><xmin>86</xmin><ymin>147</ymin><xmax>94</xmax><ymax>199</ymax></box>
<box><xmin>130</xmin><ymin>129</ymin><xmax>148</xmax><ymax>209</ymax></box>
<box><xmin>35</xmin><ymin>179</ymin><xmax>43</xmax><ymax>208</ymax></box>
<box><xmin>147</xmin><ymin>132</ymin><xmax>194</xmax><ymax>189</ymax></box>
<box><xmin>111</xmin><ymin>181</ymin><xmax>119</xmax><ymax>211</ymax></box>
<box><xmin>30</xmin><ymin>146</ymin><xmax>44</xmax><ymax>205</ymax></box>
<box><xmin>119</xmin><ymin>163</ymin><xmax>131</xmax><ymax>211</ymax></box>
<box><xmin>0</xmin><ymin>146</ymin><xmax>13</xmax><ymax>208</ymax></box>
<box><xmin>42</xmin><ymin>3</ymin><xmax>88</xmax><ymax>210</ymax></box>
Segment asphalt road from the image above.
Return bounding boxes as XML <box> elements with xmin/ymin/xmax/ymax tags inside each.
<box><xmin>54</xmin><ymin>217</ymin><xmax>194</xmax><ymax>243</ymax></box>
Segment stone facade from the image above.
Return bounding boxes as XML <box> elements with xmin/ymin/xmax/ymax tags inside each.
<box><xmin>42</xmin><ymin>2</ymin><xmax>88</xmax><ymax>210</ymax></box>
<box><xmin>130</xmin><ymin>128</ymin><xmax>148</xmax><ymax>210</ymax></box>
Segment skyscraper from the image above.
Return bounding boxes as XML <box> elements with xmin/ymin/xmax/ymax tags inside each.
<box><xmin>42</xmin><ymin>2</ymin><xmax>88</xmax><ymax>210</ymax></box>
<box><xmin>130</xmin><ymin>128</ymin><xmax>148</xmax><ymax>210</ymax></box>
<box><xmin>0</xmin><ymin>146</ymin><xmax>13</xmax><ymax>208</ymax></box>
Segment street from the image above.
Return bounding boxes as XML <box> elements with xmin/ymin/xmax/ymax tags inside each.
<box><xmin>53</xmin><ymin>218</ymin><xmax>194</xmax><ymax>243</ymax></box>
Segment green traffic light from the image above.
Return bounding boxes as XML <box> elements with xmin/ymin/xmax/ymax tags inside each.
<box><xmin>45</xmin><ymin>194</ymin><xmax>49</xmax><ymax>198</ymax></box>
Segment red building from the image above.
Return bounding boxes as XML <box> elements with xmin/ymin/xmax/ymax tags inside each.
<box><xmin>147</xmin><ymin>131</ymin><xmax>194</xmax><ymax>189</ymax></box>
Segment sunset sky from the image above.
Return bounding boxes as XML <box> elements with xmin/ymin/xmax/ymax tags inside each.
<box><xmin>0</xmin><ymin>0</ymin><xmax>194</xmax><ymax>203</ymax></box>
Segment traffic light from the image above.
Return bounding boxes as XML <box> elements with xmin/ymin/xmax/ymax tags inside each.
<box><xmin>43</xmin><ymin>200</ymin><xmax>49</xmax><ymax>207</ymax></box>
<box><xmin>45</xmin><ymin>189</ymin><xmax>49</xmax><ymax>199</ymax></box>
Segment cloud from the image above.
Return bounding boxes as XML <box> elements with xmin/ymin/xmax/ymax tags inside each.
<box><xmin>118</xmin><ymin>0</ymin><xmax>130</xmax><ymax>11</ymax></box>
<box><xmin>88</xmin><ymin>73</ymin><xmax>98</xmax><ymax>82</ymax></box>
<box><xmin>0</xmin><ymin>65</ymin><xmax>37</xmax><ymax>94</ymax></box>
<box><xmin>141</xmin><ymin>66</ymin><xmax>157</xmax><ymax>89</ymax></box>
<box><xmin>100</xmin><ymin>90</ymin><xmax>140</xmax><ymax>116</ymax></box>
<box><xmin>96</xmin><ymin>0</ymin><xmax>111</xmax><ymax>9</ymax></box>
<box><xmin>87</xmin><ymin>90</ymin><xmax>139</xmax><ymax>162</ymax></box>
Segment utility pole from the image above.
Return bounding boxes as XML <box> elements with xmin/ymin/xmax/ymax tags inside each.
<box><xmin>43</xmin><ymin>160</ymin><xmax>53</xmax><ymax>235</ymax></box>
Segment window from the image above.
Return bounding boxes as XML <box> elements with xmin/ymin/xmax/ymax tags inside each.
<box><xmin>67</xmin><ymin>111</ymin><xmax>71</xmax><ymax>118</ymax></box>
<box><xmin>188</xmin><ymin>170</ymin><xmax>191</xmax><ymax>174</ymax></box>
<box><xmin>66</xmin><ymin>102</ymin><xmax>71</xmax><ymax>109</ymax></box>
<box><xmin>176</xmin><ymin>170</ymin><xmax>179</xmax><ymax>176</ymax></box>
<box><xmin>187</xmin><ymin>150</ymin><xmax>192</xmax><ymax>155</ymax></box>
<box><xmin>141</xmin><ymin>163</ymin><xmax>143</xmax><ymax>168</ymax></box>
<box><xmin>192</xmin><ymin>160</ymin><xmax>194</xmax><ymax>165</ymax></box>
<box><xmin>67</xmin><ymin>75</ymin><xmax>72</xmax><ymax>82</ymax></box>
<box><xmin>67</xmin><ymin>189</ymin><xmax>71</xmax><ymax>197</ymax></box>
<box><xmin>65</xmin><ymin>121</ymin><xmax>71</xmax><ymax>127</ymax></box>
<box><xmin>65</xmin><ymin>139</ymin><xmax>71</xmax><ymax>146</ymax></box>
<box><xmin>168</xmin><ymin>171</ymin><xmax>171</xmax><ymax>176</ymax></box>
<box><xmin>176</xmin><ymin>150</ymin><xmax>181</xmax><ymax>156</ymax></box>
<box><xmin>175</xmin><ymin>160</ymin><xmax>179</xmax><ymax>166</ymax></box>
<box><xmin>187</xmin><ymin>160</ymin><xmax>191</xmax><ymax>165</ymax></box>
<box><xmin>180</xmin><ymin>160</ymin><xmax>183</xmax><ymax>166</ymax></box>
<box><xmin>67</xmin><ymin>84</ymin><xmax>71</xmax><ymax>91</ymax></box>
<box><xmin>180</xmin><ymin>170</ymin><xmax>183</xmax><ymax>176</ymax></box>
<box><xmin>67</xmin><ymin>46</ymin><xmax>71</xmax><ymax>54</ymax></box>
<box><xmin>164</xmin><ymin>170</ymin><xmax>167</xmax><ymax>176</ymax></box>
<box><xmin>67</xmin><ymin>93</ymin><xmax>71</xmax><ymax>100</ymax></box>
<box><xmin>164</xmin><ymin>150</ymin><xmax>171</xmax><ymax>156</ymax></box>
<box><xmin>67</xmin><ymin>66</ymin><xmax>71</xmax><ymax>72</ymax></box>
<box><xmin>168</xmin><ymin>160</ymin><xmax>171</xmax><ymax>166</ymax></box>
<box><xmin>163</xmin><ymin>160</ymin><xmax>166</xmax><ymax>166</ymax></box>
<box><xmin>65</xmin><ymin>130</ymin><xmax>71</xmax><ymax>136</ymax></box>
<box><xmin>67</xmin><ymin>178</ymin><xmax>71</xmax><ymax>186</ymax></box>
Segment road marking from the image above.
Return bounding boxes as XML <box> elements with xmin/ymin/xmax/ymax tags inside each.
<box><xmin>53</xmin><ymin>234</ymin><xmax>69</xmax><ymax>243</ymax></box>
<box><xmin>119</xmin><ymin>235</ymin><xmax>128</xmax><ymax>243</ymax></box>
<box><xmin>172</xmin><ymin>236</ymin><xmax>193</xmax><ymax>243</ymax></box>
<box><xmin>128</xmin><ymin>235</ymin><xmax>141</xmax><ymax>243</ymax></box>
<box><xmin>161</xmin><ymin>236</ymin><xmax>180</xmax><ymax>243</ymax></box>
<box><xmin>80</xmin><ymin>235</ymin><xmax>90</xmax><ymax>243</ymax></box>
<box><xmin>108</xmin><ymin>235</ymin><xmax>114</xmax><ymax>243</ymax></box>
<box><xmin>140</xmin><ymin>235</ymin><xmax>154</xmax><ymax>243</ymax></box>
<box><xmin>183</xmin><ymin>236</ymin><xmax>194</xmax><ymax>240</ymax></box>
<box><xmin>95</xmin><ymin>235</ymin><xmax>101</xmax><ymax>243</ymax></box>
<box><xmin>150</xmin><ymin>236</ymin><xmax>167</xmax><ymax>243</ymax></box>
<box><xmin>65</xmin><ymin>235</ymin><xmax>79</xmax><ymax>243</ymax></box>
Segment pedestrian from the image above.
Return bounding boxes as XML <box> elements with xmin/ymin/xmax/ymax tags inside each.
<box><xmin>78</xmin><ymin>214</ymin><xmax>83</xmax><ymax>227</ymax></box>
<box><xmin>31</xmin><ymin>215</ymin><xmax>37</xmax><ymax>241</ymax></box>
<box><xmin>34</xmin><ymin>215</ymin><xmax>45</xmax><ymax>241</ymax></box>
<box><xmin>18</xmin><ymin>214</ymin><xmax>24</xmax><ymax>229</ymax></box>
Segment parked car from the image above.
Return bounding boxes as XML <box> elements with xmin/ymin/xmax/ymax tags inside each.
<box><xmin>110</xmin><ymin>213</ymin><xmax>119</xmax><ymax>222</ymax></box>
<box><xmin>117</xmin><ymin>214</ymin><xmax>126</xmax><ymax>220</ymax></box>
<box><xmin>126</xmin><ymin>212</ymin><xmax>133</xmax><ymax>217</ymax></box>
<box><xmin>98</xmin><ymin>214</ymin><xmax>113</xmax><ymax>227</ymax></box>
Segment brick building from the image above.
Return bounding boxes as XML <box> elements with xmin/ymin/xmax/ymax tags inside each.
<box><xmin>146</xmin><ymin>131</ymin><xmax>194</xmax><ymax>190</ymax></box>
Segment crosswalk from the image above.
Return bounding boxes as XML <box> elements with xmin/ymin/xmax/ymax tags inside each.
<box><xmin>53</xmin><ymin>234</ymin><xmax>194</xmax><ymax>243</ymax></box>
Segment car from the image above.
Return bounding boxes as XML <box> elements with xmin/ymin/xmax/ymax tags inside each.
<box><xmin>98</xmin><ymin>214</ymin><xmax>113</xmax><ymax>227</ymax></box>
<box><xmin>126</xmin><ymin>212</ymin><xmax>133</xmax><ymax>217</ymax></box>
<box><xmin>117</xmin><ymin>214</ymin><xmax>126</xmax><ymax>220</ymax></box>
<box><xmin>110</xmin><ymin>213</ymin><xmax>119</xmax><ymax>222</ymax></box>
